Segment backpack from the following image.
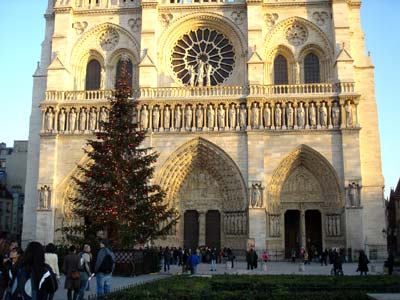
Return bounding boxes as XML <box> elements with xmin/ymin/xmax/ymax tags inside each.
<box><xmin>39</xmin><ymin>265</ymin><xmax>58</xmax><ymax>294</ymax></box>
<box><xmin>98</xmin><ymin>253</ymin><xmax>114</xmax><ymax>274</ymax></box>
<box><xmin>78</xmin><ymin>253</ymin><xmax>85</xmax><ymax>272</ymax></box>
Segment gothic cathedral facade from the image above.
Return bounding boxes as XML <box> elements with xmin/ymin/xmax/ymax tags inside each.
<box><xmin>23</xmin><ymin>0</ymin><xmax>386</xmax><ymax>258</ymax></box>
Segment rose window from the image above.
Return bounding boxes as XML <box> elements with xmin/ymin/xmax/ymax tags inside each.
<box><xmin>171</xmin><ymin>28</ymin><xmax>235</xmax><ymax>86</ymax></box>
<box><xmin>286</xmin><ymin>24</ymin><xmax>308</xmax><ymax>46</ymax></box>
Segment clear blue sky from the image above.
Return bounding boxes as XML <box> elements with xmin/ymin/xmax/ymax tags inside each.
<box><xmin>0</xmin><ymin>1</ymin><xmax>398</xmax><ymax>196</ymax></box>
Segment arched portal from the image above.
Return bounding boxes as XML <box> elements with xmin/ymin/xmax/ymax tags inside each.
<box><xmin>268</xmin><ymin>145</ymin><xmax>343</xmax><ymax>257</ymax></box>
<box><xmin>157</xmin><ymin>138</ymin><xmax>248</xmax><ymax>250</ymax></box>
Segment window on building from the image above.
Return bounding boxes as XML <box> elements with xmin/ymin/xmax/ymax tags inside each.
<box><xmin>274</xmin><ymin>55</ymin><xmax>289</xmax><ymax>85</ymax></box>
<box><xmin>85</xmin><ymin>59</ymin><xmax>102</xmax><ymax>90</ymax></box>
<box><xmin>116</xmin><ymin>58</ymin><xmax>133</xmax><ymax>89</ymax></box>
<box><xmin>304</xmin><ymin>53</ymin><xmax>320</xmax><ymax>83</ymax></box>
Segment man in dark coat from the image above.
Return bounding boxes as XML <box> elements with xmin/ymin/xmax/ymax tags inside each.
<box><xmin>94</xmin><ymin>240</ymin><xmax>116</xmax><ymax>299</ymax></box>
<box><xmin>63</xmin><ymin>245</ymin><xmax>81</xmax><ymax>300</ymax></box>
<box><xmin>357</xmin><ymin>250</ymin><xmax>369</xmax><ymax>276</ymax></box>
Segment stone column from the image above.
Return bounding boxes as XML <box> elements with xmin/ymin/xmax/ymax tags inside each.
<box><xmin>300</xmin><ymin>210</ymin><xmax>306</xmax><ymax>248</ymax></box>
<box><xmin>171</xmin><ymin>105</ymin><xmax>175</xmax><ymax>131</ymax></box>
<box><xmin>203</xmin><ymin>105</ymin><xmax>207</xmax><ymax>131</ymax></box>
<box><xmin>41</xmin><ymin>109</ymin><xmax>46</xmax><ymax>133</ymax></box>
<box><xmin>293</xmin><ymin>102</ymin><xmax>298</xmax><ymax>129</ymax></box>
<box><xmin>198</xmin><ymin>210</ymin><xmax>206</xmax><ymax>246</ymax></box>
<box><xmin>214</xmin><ymin>105</ymin><xmax>218</xmax><ymax>131</ymax></box>
<box><xmin>149</xmin><ymin>106</ymin><xmax>153</xmax><ymax>132</ymax></box>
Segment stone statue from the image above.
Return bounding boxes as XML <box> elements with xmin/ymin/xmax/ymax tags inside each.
<box><xmin>286</xmin><ymin>103</ymin><xmax>294</xmax><ymax>128</ymax></box>
<box><xmin>174</xmin><ymin>105</ymin><xmax>182</xmax><ymax>129</ymax></box>
<box><xmin>319</xmin><ymin>102</ymin><xmax>328</xmax><ymax>127</ymax></box>
<box><xmin>69</xmin><ymin>108</ymin><xmax>77</xmax><ymax>132</ymax></box>
<box><xmin>164</xmin><ymin>106</ymin><xmax>171</xmax><ymax>129</ymax></box>
<box><xmin>79</xmin><ymin>107</ymin><xmax>87</xmax><ymax>131</ymax></box>
<box><xmin>251</xmin><ymin>183</ymin><xmax>262</xmax><ymax>208</ymax></box>
<box><xmin>196</xmin><ymin>105</ymin><xmax>203</xmax><ymax>128</ymax></box>
<box><xmin>217</xmin><ymin>104</ymin><xmax>225</xmax><ymax>128</ymax></box>
<box><xmin>228</xmin><ymin>104</ymin><xmax>236</xmax><ymax>128</ymax></box>
<box><xmin>39</xmin><ymin>185</ymin><xmax>50</xmax><ymax>209</ymax></box>
<box><xmin>99</xmin><ymin>107</ymin><xmax>108</xmax><ymax>131</ymax></box>
<box><xmin>345</xmin><ymin>101</ymin><xmax>353</xmax><ymax>127</ymax></box>
<box><xmin>297</xmin><ymin>102</ymin><xmax>305</xmax><ymax>128</ymax></box>
<box><xmin>58</xmin><ymin>108</ymin><xmax>66</xmax><ymax>132</ymax></box>
<box><xmin>45</xmin><ymin>107</ymin><xmax>54</xmax><ymax>132</ymax></box>
<box><xmin>348</xmin><ymin>182</ymin><xmax>360</xmax><ymax>207</ymax></box>
<box><xmin>309</xmin><ymin>102</ymin><xmax>316</xmax><ymax>127</ymax></box>
<box><xmin>89</xmin><ymin>107</ymin><xmax>97</xmax><ymax>131</ymax></box>
<box><xmin>207</xmin><ymin>104</ymin><xmax>215</xmax><ymax>128</ymax></box>
<box><xmin>185</xmin><ymin>105</ymin><xmax>192</xmax><ymax>128</ymax></box>
<box><xmin>332</xmin><ymin>102</ymin><xmax>340</xmax><ymax>127</ymax></box>
<box><xmin>152</xmin><ymin>106</ymin><xmax>160</xmax><ymax>130</ymax></box>
<box><xmin>188</xmin><ymin>65</ymin><xmax>196</xmax><ymax>86</ymax></box>
<box><xmin>263</xmin><ymin>103</ymin><xmax>271</xmax><ymax>128</ymax></box>
<box><xmin>206</xmin><ymin>63</ymin><xmax>212</xmax><ymax>86</ymax></box>
<box><xmin>251</xmin><ymin>103</ymin><xmax>259</xmax><ymax>128</ymax></box>
<box><xmin>197</xmin><ymin>61</ymin><xmax>205</xmax><ymax>87</ymax></box>
<box><xmin>239</xmin><ymin>104</ymin><xmax>247</xmax><ymax>128</ymax></box>
<box><xmin>274</xmin><ymin>103</ymin><xmax>282</xmax><ymax>127</ymax></box>
<box><xmin>140</xmin><ymin>105</ymin><xmax>149</xmax><ymax>129</ymax></box>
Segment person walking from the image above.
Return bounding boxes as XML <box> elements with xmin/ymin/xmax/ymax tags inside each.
<box><xmin>291</xmin><ymin>248</ymin><xmax>296</xmax><ymax>263</ymax></box>
<box><xmin>3</xmin><ymin>247</ymin><xmax>23</xmax><ymax>300</ymax></box>
<box><xmin>210</xmin><ymin>248</ymin><xmax>217</xmax><ymax>271</ymax></box>
<box><xmin>163</xmin><ymin>247</ymin><xmax>171</xmax><ymax>272</ymax></box>
<box><xmin>63</xmin><ymin>245</ymin><xmax>81</xmax><ymax>300</ymax></box>
<box><xmin>320</xmin><ymin>248</ymin><xmax>328</xmax><ymax>266</ymax></box>
<box><xmin>94</xmin><ymin>240</ymin><xmax>116</xmax><ymax>299</ymax></box>
<box><xmin>187</xmin><ymin>250</ymin><xmax>200</xmax><ymax>275</ymax></box>
<box><xmin>357</xmin><ymin>250</ymin><xmax>369</xmax><ymax>276</ymax></box>
<box><xmin>227</xmin><ymin>248</ymin><xmax>235</xmax><ymax>269</ymax></box>
<box><xmin>332</xmin><ymin>249</ymin><xmax>343</xmax><ymax>275</ymax></box>
<box><xmin>78</xmin><ymin>244</ymin><xmax>92</xmax><ymax>300</ymax></box>
<box><xmin>44</xmin><ymin>243</ymin><xmax>60</xmax><ymax>300</ymax></box>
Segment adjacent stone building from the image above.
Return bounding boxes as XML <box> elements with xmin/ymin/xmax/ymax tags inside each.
<box><xmin>23</xmin><ymin>0</ymin><xmax>386</xmax><ymax>258</ymax></box>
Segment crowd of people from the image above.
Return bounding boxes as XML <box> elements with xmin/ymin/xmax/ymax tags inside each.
<box><xmin>0</xmin><ymin>236</ymin><xmax>116</xmax><ymax>300</ymax></box>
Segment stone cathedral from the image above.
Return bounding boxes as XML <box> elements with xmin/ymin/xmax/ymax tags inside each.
<box><xmin>23</xmin><ymin>0</ymin><xmax>386</xmax><ymax>259</ymax></box>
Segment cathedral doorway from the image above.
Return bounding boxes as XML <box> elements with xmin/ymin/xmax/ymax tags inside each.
<box><xmin>206</xmin><ymin>210</ymin><xmax>221</xmax><ymax>249</ymax></box>
<box><xmin>305</xmin><ymin>210</ymin><xmax>322</xmax><ymax>254</ymax></box>
<box><xmin>284</xmin><ymin>210</ymin><xmax>300</xmax><ymax>258</ymax></box>
<box><xmin>184</xmin><ymin>210</ymin><xmax>199</xmax><ymax>250</ymax></box>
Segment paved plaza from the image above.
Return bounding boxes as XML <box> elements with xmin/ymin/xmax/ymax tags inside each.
<box><xmin>53</xmin><ymin>261</ymin><xmax>388</xmax><ymax>300</ymax></box>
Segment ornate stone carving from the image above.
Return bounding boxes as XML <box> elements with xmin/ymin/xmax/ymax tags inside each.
<box><xmin>312</xmin><ymin>11</ymin><xmax>329</xmax><ymax>26</ymax></box>
<box><xmin>217</xmin><ymin>104</ymin><xmax>225</xmax><ymax>129</ymax></box>
<box><xmin>128</xmin><ymin>18</ymin><xmax>141</xmax><ymax>33</ymax></box>
<box><xmin>38</xmin><ymin>185</ymin><xmax>51</xmax><ymax>209</ymax></box>
<box><xmin>207</xmin><ymin>104</ymin><xmax>215</xmax><ymax>128</ymax></box>
<box><xmin>264</xmin><ymin>13</ymin><xmax>279</xmax><ymax>28</ymax></box>
<box><xmin>196</xmin><ymin>105</ymin><xmax>203</xmax><ymax>128</ymax></box>
<box><xmin>79</xmin><ymin>107</ymin><xmax>87</xmax><ymax>131</ymax></box>
<box><xmin>345</xmin><ymin>101</ymin><xmax>354</xmax><ymax>127</ymax></box>
<box><xmin>153</xmin><ymin>106</ymin><xmax>160</xmax><ymax>130</ymax></box>
<box><xmin>263</xmin><ymin>103</ymin><xmax>271</xmax><ymax>128</ymax></box>
<box><xmin>58</xmin><ymin>108</ymin><xmax>66</xmax><ymax>132</ymax></box>
<box><xmin>331</xmin><ymin>102</ymin><xmax>340</xmax><ymax>128</ymax></box>
<box><xmin>99</xmin><ymin>107</ymin><xmax>108</xmax><ymax>131</ymax></box>
<box><xmin>89</xmin><ymin>107</ymin><xmax>97</xmax><ymax>131</ymax></box>
<box><xmin>99</xmin><ymin>28</ymin><xmax>119</xmax><ymax>51</ymax></box>
<box><xmin>347</xmin><ymin>182</ymin><xmax>361</xmax><ymax>207</ymax></box>
<box><xmin>325</xmin><ymin>214</ymin><xmax>341</xmax><ymax>236</ymax></box>
<box><xmin>274</xmin><ymin>103</ymin><xmax>282</xmax><ymax>128</ymax></box>
<box><xmin>45</xmin><ymin>107</ymin><xmax>55</xmax><ymax>132</ymax></box>
<box><xmin>171</xmin><ymin>28</ymin><xmax>235</xmax><ymax>86</ymax></box>
<box><xmin>174</xmin><ymin>105</ymin><xmax>182</xmax><ymax>129</ymax></box>
<box><xmin>309</xmin><ymin>102</ymin><xmax>317</xmax><ymax>127</ymax></box>
<box><xmin>286</xmin><ymin>103</ymin><xmax>294</xmax><ymax>128</ymax></box>
<box><xmin>251</xmin><ymin>102</ymin><xmax>259</xmax><ymax>128</ymax></box>
<box><xmin>164</xmin><ymin>106</ymin><xmax>171</xmax><ymax>129</ymax></box>
<box><xmin>239</xmin><ymin>104</ymin><xmax>247</xmax><ymax>129</ymax></box>
<box><xmin>229</xmin><ymin>104</ymin><xmax>236</xmax><ymax>129</ymax></box>
<box><xmin>297</xmin><ymin>102</ymin><xmax>305</xmax><ymax>128</ymax></box>
<box><xmin>69</xmin><ymin>108</ymin><xmax>77</xmax><ymax>132</ymax></box>
<box><xmin>185</xmin><ymin>105</ymin><xmax>193</xmax><ymax>129</ymax></box>
<box><xmin>160</xmin><ymin>14</ymin><xmax>173</xmax><ymax>27</ymax></box>
<box><xmin>231</xmin><ymin>11</ymin><xmax>244</xmax><ymax>25</ymax></box>
<box><xmin>286</xmin><ymin>23</ymin><xmax>308</xmax><ymax>46</ymax></box>
<box><xmin>224</xmin><ymin>211</ymin><xmax>247</xmax><ymax>235</ymax></box>
<box><xmin>319</xmin><ymin>102</ymin><xmax>328</xmax><ymax>127</ymax></box>
<box><xmin>73</xmin><ymin>21</ymin><xmax>88</xmax><ymax>35</ymax></box>
<box><xmin>249</xmin><ymin>182</ymin><xmax>264</xmax><ymax>208</ymax></box>
<box><xmin>140</xmin><ymin>105</ymin><xmax>149</xmax><ymax>129</ymax></box>
<box><xmin>269</xmin><ymin>214</ymin><xmax>280</xmax><ymax>237</ymax></box>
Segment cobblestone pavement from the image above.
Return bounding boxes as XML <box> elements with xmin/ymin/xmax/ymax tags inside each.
<box><xmin>53</xmin><ymin>261</ymin><xmax>386</xmax><ymax>299</ymax></box>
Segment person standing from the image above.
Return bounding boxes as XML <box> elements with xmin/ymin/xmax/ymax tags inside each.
<box><xmin>63</xmin><ymin>246</ymin><xmax>80</xmax><ymax>300</ymax></box>
<box><xmin>78</xmin><ymin>244</ymin><xmax>92</xmax><ymax>300</ymax></box>
<box><xmin>227</xmin><ymin>248</ymin><xmax>235</xmax><ymax>269</ymax></box>
<box><xmin>210</xmin><ymin>248</ymin><xmax>217</xmax><ymax>271</ymax></box>
<box><xmin>163</xmin><ymin>247</ymin><xmax>171</xmax><ymax>272</ymax></box>
<box><xmin>44</xmin><ymin>243</ymin><xmax>60</xmax><ymax>300</ymax></box>
<box><xmin>320</xmin><ymin>248</ymin><xmax>328</xmax><ymax>266</ymax></box>
<box><xmin>187</xmin><ymin>251</ymin><xmax>200</xmax><ymax>275</ymax></box>
<box><xmin>94</xmin><ymin>240</ymin><xmax>116</xmax><ymax>299</ymax></box>
<box><xmin>357</xmin><ymin>250</ymin><xmax>369</xmax><ymax>276</ymax></box>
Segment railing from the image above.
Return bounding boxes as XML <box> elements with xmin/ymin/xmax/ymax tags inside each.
<box><xmin>54</xmin><ymin>0</ymin><xmax>140</xmax><ymax>9</ymax></box>
<box><xmin>45</xmin><ymin>82</ymin><xmax>356</xmax><ymax>102</ymax></box>
<box><xmin>162</xmin><ymin>0</ymin><xmax>245</xmax><ymax>4</ymax></box>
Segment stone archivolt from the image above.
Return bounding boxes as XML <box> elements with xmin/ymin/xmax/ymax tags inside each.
<box><xmin>157</xmin><ymin>137</ymin><xmax>247</xmax><ymax>212</ymax></box>
<box><xmin>268</xmin><ymin>144</ymin><xmax>342</xmax><ymax>212</ymax></box>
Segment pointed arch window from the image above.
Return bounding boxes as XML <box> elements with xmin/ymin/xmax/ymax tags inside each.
<box><xmin>116</xmin><ymin>58</ymin><xmax>133</xmax><ymax>89</ymax></box>
<box><xmin>85</xmin><ymin>59</ymin><xmax>101</xmax><ymax>90</ymax></box>
<box><xmin>274</xmin><ymin>55</ymin><xmax>289</xmax><ymax>85</ymax></box>
<box><xmin>304</xmin><ymin>53</ymin><xmax>320</xmax><ymax>83</ymax></box>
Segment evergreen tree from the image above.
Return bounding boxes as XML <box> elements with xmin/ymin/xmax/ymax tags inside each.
<box><xmin>64</xmin><ymin>60</ymin><xmax>177</xmax><ymax>247</ymax></box>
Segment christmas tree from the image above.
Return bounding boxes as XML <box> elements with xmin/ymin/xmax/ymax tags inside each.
<box><xmin>64</xmin><ymin>59</ymin><xmax>178</xmax><ymax>248</ymax></box>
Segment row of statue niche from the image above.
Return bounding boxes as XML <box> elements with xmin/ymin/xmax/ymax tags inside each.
<box><xmin>223</xmin><ymin>213</ymin><xmax>247</xmax><ymax>235</ymax></box>
<box><xmin>325</xmin><ymin>215</ymin><xmax>341</xmax><ymax>236</ymax></box>
<box><xmin>139</xmin><ymin>103</ymin><xmax>245</xmax><ymax>130</ymax></box>
<box><xmin>187</xmin><ymin>61</ymin><xmax>213</xmax><ymax>87</ymax></box>
<box><xmin>44</xmin><ymin>107</ymin><xmax>109</xmax><ymax>132</ymax></box>
<box><xmin>138</xmin><ymin>101</ymin><xmax>355</xmax><ymax>131</ymax></box>
<box><xmin>38</xmin><ymin>185</ymin><xmax>51</xmax><ymax>209</ymax></box>
<box><xmin>269</xmin><ymin>214</ymin><xmax>281</xmax><ymax>237</ymax></box>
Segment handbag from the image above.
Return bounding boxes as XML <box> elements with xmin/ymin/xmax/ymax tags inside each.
<box><xmin>70</xmin><ymin>271</ymin><xmax>80</xmax><ymax>279</ymax></box>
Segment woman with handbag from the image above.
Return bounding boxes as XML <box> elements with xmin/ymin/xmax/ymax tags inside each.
<box><xmin>63</xmin><ymin>246</ymin><xmax>80</xmax><ymax>300</ymax></box>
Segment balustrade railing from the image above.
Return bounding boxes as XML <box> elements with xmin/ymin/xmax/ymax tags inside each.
<box><xmin>45</xmin><ymin>82</ymin><xmax>356</xmax><ymax>102</ymax></box>
<box><xmin>54</xmin><ymin>0</ymin><xmax>140</xmax><ymax>9</ymax></box>
<box><xmin>162</xmin><ymin>0</ymin><xmax>244</xmax><ymax>5</ymax></box>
